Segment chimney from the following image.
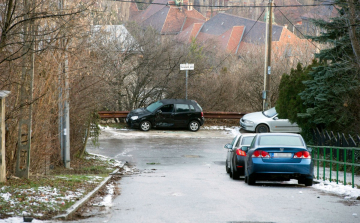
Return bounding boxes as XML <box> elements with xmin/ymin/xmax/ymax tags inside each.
<box><xmin>187</xmin><ymin>0</ymin><xmax>193</xmax><ymax>10</ymax></box>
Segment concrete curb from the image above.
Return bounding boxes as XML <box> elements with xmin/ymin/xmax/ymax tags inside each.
<box><xmin>53</xmin><ymin>164</ymin><xmax>124</xmax><ymax>220</ymax></box>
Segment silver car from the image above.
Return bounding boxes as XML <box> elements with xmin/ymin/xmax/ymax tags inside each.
<box><xmin>240</xmin><ymin>107</ymin><xmax>301</xmax><ymax>133</ymax></box>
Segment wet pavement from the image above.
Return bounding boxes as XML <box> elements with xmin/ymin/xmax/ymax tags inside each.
<box><xmin>64</xmin><ymin>127</ymin><xmax>359</xmax><ymax>223</ymax></box>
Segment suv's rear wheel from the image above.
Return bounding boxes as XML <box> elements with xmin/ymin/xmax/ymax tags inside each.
<box><xmin>140</xmin><ymin>121</ymin><xmax>151</xmax><ymax>131</ymax></box>
<box><xmin>188</xmin><ymin>120</ymin><xmax>200</xmax><ymax>132</ymax></box>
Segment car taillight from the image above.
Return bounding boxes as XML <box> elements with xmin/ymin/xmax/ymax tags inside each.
<box><xmin>252</xmin><ymin>150</ymin><xmax>270</xmax><ymax>158</ymax></box>
<box><xmin>201</xmin><ymin>112</ymin><xmax>204</xmax><ymax>117</ymax></box>
<box><xmin>236</xmin><ymin>149</ymin><xmax>246</xmax><ymax>156</ymax></box>
<box><xmin>293</xmin><ymin>151</ymin><xmax>311</xmax><ymax>159</ymax></box>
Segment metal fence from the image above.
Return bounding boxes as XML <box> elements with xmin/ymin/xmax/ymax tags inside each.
<box><xmin>309</xmin><ymin>129</ymin><xmax>360</xmax><ymax>188</ymax></box>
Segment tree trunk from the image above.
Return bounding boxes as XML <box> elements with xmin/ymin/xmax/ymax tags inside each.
<box><xmin>347</xmin><ymin>0</ymin><xmax>360</xmax><ymax>68</ymax></box>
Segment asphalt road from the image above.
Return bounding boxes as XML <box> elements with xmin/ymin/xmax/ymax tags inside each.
<box><xmin>70</xmin><ymin>128</ymin><xmax>359</xmax><ymax>223</ymax></box>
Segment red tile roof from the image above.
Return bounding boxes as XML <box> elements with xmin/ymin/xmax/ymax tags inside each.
<box><xmin>177</xmin><ymin>23</ymin><xmax>204</xmax><ymax>42</ymax></box>
<box><xmin>133</xmin><ymin>0</ymin><xmax>205</xmax><ymax>35</ymax></box>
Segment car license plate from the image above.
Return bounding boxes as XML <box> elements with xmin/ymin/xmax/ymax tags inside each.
<box><xmin>270</xmin><ymin>153</ymin><xmax>292</xmax><ymax>158</ymax></box>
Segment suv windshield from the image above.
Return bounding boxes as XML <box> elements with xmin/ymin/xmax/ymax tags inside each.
<box><xmin>146</xmin><ymin>101</ymin><xmax>164</xmax><ymax>112</ymax></box>
<box><xmin>263</xmin><ymin>107</ymin><xmax>277</xmax><ymax>118</ymax></box>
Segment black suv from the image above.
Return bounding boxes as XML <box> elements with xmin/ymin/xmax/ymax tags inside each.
<box><xmin>126</xmin><ymin>99</ymin><xmax>204</xmax><ymax>132</ymax></box>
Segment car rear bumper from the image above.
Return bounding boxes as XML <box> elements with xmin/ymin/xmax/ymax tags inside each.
<box><xmin>249</xmin><ymin>158</ymin><xmax>313</xmax><ymax>179</ymax></box>
<box><xmin>235</xmin><ymin>156</ymin><xmax>246</xmax><ymax>175</ymax></box>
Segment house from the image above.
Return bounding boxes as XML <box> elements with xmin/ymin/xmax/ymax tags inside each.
<box><xmin>131</xmin><ymin>0</ymin><xmax>206</xmax><ymax>36</ymax></box>
<box><xmin>178</xmin><ymin>13</ymin><xmax>315</xmax><ymax>56</ymax></box>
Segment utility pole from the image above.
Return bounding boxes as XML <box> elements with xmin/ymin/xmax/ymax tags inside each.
<box><xmin>263</xmin><ymin>0</ymin><xmax>273</xmax><ymax>111</ymax></box>
<box><xmin>59</xmin><ymin>0</ymin><xmax>70</xmax><ymax>168</ymax></box>
<box><xmin>15</xmin><ymin>0</ymin><xmax>35</xmax><ymax>178</ymax></box>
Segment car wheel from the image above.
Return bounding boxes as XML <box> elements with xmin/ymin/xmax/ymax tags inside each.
<box><xmin>225</xmin><ymin>159</ymin><xmax>230</xmax><ymax>174</ymax></box>
<box><xmin>231</xmin><ymin>166</ymin><xmax>240</xmax><ymax>180</ymax></box>
<box><xmin>140</xmin><ymin>121</ymin><xmax>151</xmax><ymax>131</ymax></box>
<box><xmin>304</xmin><ymin>178</ymin><xmax>313</xmax><ymax>186</ymax></box>
<box><xmin>188</xmin><ymin>120</ymin><xmax>200</xmax><ymax>132</ymax></box>
<box><xmin>247</xmin><ymin>174</ymin><xmax>256</xmax><ymax>185</ymax></box>
<box><xmin>255</xmin><ymin>124</ymin><xmax>269</xmax><ymax>133</ymax></box>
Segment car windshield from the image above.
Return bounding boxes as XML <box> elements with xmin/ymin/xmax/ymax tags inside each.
<box><xmin>259</xmin><ymin>135</ymin><xmax>304</xmax><ymax>146</ymax></box>
<box><xmin>146</xmin><ymin>101</ymin><xmax>164</xmax><ymax>112</ymax></box>
<box><xmin>263</xmin><ymin>107</ymin><xmax>277</xmax><ymax>118</ymax></box>
<box><xmin>241</xmin><ymin>136</ymin><xmax>255</xmax><ymax>145</ymax></box>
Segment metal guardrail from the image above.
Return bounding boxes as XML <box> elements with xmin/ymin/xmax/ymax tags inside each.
<box><xmin>310</xmin><ymin>145</ymin><xmax>360</xmax><ymax>188</ymax></box>
<box><xmin>98</xmin><ymin>111</ymin><xmax>245</xmax><ymax>119</ymax></box>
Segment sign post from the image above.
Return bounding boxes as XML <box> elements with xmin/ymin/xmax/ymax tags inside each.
<box><xmin>180</xmin><ymin>63</ymin><xmax>194</xmax><ymax>99</ymax></box>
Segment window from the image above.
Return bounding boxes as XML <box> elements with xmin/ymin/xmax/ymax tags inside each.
<box><xmin>175</xmin><ymin>104</ymin><xmax>190</xmax><ymax>112</ymax></box>
<box><xmin>259</xmin><ymin>135</ymin><xmax>304</xmax><ymax>146</ymax></box>
<box><xmin>160</xmin><ymin>104</ymin><xmax>174</xmax><ymax>113</ymax></box>
<box><xmin>146</xmin><ymin>101</ymin><xmax>163</xmax><ymax>112</ymax></box>
<box><xmin>231</xmin><ymin>136</ymin><xmax>238</xmax><ymax>147</ymax></box>
<box><xmin>241</xmin><ymin>136</ymin><xmax>256</xmax><ymax>145</ymax></box>
<box><xmin>189</xmin><ymin>104</ymin><xmax>195</xmax><ymax>111</ymax></box>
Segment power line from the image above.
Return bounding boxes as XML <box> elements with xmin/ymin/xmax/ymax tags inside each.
<box><xmin>213</xmin><ymin>9</ymin><xmax>266</xmax><ymax>71</ymax></box>
<box><xmin>114</xmin><ymin>0</ymin><xmax>335</xmax><ymax>8</ymax></box>
<box><xmin>276</xmin><ymin>6</ymin><xmax>320</xmax><ymax>51</ymax></box>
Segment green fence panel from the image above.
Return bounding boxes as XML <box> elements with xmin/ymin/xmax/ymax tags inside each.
<box><xmin>309</xmin><ymin>145</ymin><xmax>360</xmax><ymax>188</ymax></box>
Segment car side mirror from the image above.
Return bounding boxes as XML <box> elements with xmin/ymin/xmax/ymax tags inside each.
<box><xmin>241</xmin><ymin>146</ymin><xmax>249</xmax><ymax>152</ymax></box>
<box><xmin>307</xmin><ymin>147</ymin><xmax>312</xmax><ymax>153</ymax></box>
<box><xmin>273</xmin><ymin>116</ymin><xmax>279</xmax><ymax>120</ymax></box>
<box><xmin>157</xmin><ymin>110</ymin><xmax>162</xmax><ymax>114</ymax></box>
<box><xmin>224</xmin><ymin>143</ymin><xmax>232</xmax><ymax>150</ymax></box>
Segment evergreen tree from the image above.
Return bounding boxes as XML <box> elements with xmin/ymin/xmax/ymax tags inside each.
<box><xmin>277</xmin><ymin>0</ymin><xmax>360</xmax><ymax>138</ymax></box>
<box><xmin>298</xmin><ymin>1</ymin><xmax>360</xmax><ymax>134</ymax></box>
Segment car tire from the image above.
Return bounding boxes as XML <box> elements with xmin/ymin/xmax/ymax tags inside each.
<box><xmin>188</xmin><ymin>120</ymin><xmax>200</xmax><ymax>132</ymax></box>
<box><xmin>247</xmin><ymin>174</ymin><xmax>256</xmax><ymax>185</ymax></box>
<box><xmin>304</xmin><ymin>178</ymin><xmax>313</xmax><ymax>186</ymax></box>
<box><xmin>225</xmin><ymin>160</ymin><xmax>230</xmax><ymax>174</ymax></box>
<box><xmin>140</xmin><ymin>121</ymin><xmax>151</xmax><ymax>131</ymax></box>
<box><xmin>231</xmin><ymin>158</ymin><xmax>240</xmax><ymax>180</ymax></box>
<box><xmin>231</xmin><ymin>167</ymin><xmax>240</xmax><ymax>180</ymax></box>
<box><xmin>255</xmin><ymin>124</ymin><xmax>269</xmax><ymax>133</ymax></box>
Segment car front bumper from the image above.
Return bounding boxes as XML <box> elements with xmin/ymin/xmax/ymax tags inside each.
<box><xmin>240</xmin><ymin>119</ymin><xmax>255</xmax><ymax>132</ymax></box>
<box><xmin>126</xmin><ymin>117</ymin><xmax>141</xmax><ymax>128</ymax></box>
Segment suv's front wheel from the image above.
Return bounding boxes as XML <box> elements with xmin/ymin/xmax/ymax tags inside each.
<box><xmin>188</xmin><ymin>120</ymin><xmax>200</xmax><ymax>132</ymax></box>
<box><xmin>140</xmin><ymin>121</ymin><xmax>151</xmax><ymax>131</ymax></box>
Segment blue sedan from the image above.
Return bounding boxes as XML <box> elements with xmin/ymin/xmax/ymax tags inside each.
<box><xmin>243</xmin><ymin>133</ymin><xmax>314</xmax><ymax>186</ymax></box>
